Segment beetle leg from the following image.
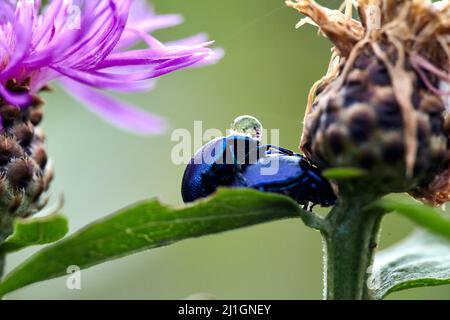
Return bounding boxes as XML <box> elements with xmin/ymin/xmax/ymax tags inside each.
<box><xmin>302</xmin><ymin>202</ymin><xmax>316</xmax><ymax>211</ymax></box>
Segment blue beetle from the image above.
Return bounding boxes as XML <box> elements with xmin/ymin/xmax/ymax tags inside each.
<box><xmin>231</xmin><ymin>153</ymin><xmax>337</xmax><ymax>208</ymax></box>
<box><xmin>181</xmin><ymin>134</ymin><xmax>336</xmax><ymax>209</ymax></box>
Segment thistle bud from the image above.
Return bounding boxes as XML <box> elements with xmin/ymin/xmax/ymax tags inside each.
<box><xmin>0</xmin><ymin>81</ymin><xmax>52</xmax><ymax>218</ymax></box>
<box><xmin>288</xmin><ymin>0</ymin><xmax>450</xmax><ymax>201</ymax></box>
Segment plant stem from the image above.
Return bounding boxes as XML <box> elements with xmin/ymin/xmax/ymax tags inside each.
<box><xmin>322</xmin><ymin>188</ymin><xmax>384</xmax><ymax>300</ymax></box>
<box><xmin>0</xmin><ymin>255</ymin><xmax>4</xmax><ymax>280</ymax></box>
<box><xmin>299</xmin><ymin>207</ymin><xmax>325</xmax><ymax>231</ymax></box>
<box><xmin>0</xmin><ymin>214</ymin><xmax>13</xmax><ymax>281</ymax></box>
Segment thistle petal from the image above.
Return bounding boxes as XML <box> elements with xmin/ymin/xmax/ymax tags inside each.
<box><xmin>0</xmin><ymin>0</ymin><xmax>222</xmax><ymax>134</ymax></box>
<box><xmin>60</xmin><ymin>79</ymin><xmax>166</xmax><ymax>135</ymax></box>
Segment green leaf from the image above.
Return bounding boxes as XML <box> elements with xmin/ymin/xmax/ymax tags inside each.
<box><xmin>0</xmin><ymin>214</ymin><xmax>68</xmax><ymax>254</ymax></box>
<box><xmin>322</xmin><ymin>167</ymin><xmax>367</xmax><ymax>180</ymax></box>
<box><xmin>371</xmin><ymin>230</ymin><xmax>450</xmax><ymax>299</ymax></box>
<box><xmin>374</xmin><ymin>198</ymin><xmax>450</xmax><ymax>241</ymax></box>
<box><xmin>0</xmin><ymin>188</ymin><xmax>304</xmax><ymax>297</ymax></box>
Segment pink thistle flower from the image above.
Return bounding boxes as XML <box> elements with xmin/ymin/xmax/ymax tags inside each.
<box><xmin>0</xmin><ymin>0</ymin><xmax>222</xmax><ymax>134</ymax></box>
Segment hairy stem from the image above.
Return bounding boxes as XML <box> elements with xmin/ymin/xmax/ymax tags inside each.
<box><xmin>299</xmin><ymin>208</ymin><xmax>325</xmax><ymax>231</ymax></box>
<box><xmin>0</xmin><ymin>255</ymin><xmax>4</xmax><ymax>280</ymax></box>
<box><xmin>322</xmin><ymin>188</ymin><xmax>384</xmax><ymax>300</ymax></box>
<box><xmin>0</xmin><ymin>214</ymin><xmax>13</xmax><ymax>281</ymax></box>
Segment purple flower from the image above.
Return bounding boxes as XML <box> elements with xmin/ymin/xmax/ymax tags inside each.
<box><xmin>0</xmin><ymin>0</ymin><xmax>222</xmax><ymax>134</ymax></box>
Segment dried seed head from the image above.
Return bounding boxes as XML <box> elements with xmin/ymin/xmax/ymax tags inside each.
<box><xmin>289</xmin><ymin>0</ymin><xmax>450</xmax><ymax>200</ymax></box>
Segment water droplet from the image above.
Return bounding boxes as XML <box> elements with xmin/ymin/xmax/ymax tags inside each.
<box><xmin>230</xmin><ymin>115</ymin><xmax>263</xmax><ymax>140</ymax></box>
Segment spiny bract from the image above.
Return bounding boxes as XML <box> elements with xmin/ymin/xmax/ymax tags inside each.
<box><xmin>0</xmin><ymin>80</ymin><xmax>51</xmax><ymax>218</ymax></box>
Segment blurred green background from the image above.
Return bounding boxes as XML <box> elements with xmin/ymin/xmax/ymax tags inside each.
<box><xmin>4</xmin><ymin>0</ymin><xmax>450</xmax><ymax>299</ymax></box>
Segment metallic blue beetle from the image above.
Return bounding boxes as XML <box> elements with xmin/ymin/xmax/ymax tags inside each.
<box><xmin>181</xmin><ymin>134</ymin><xmax>336</xmax><ymax>209</ymax></box>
